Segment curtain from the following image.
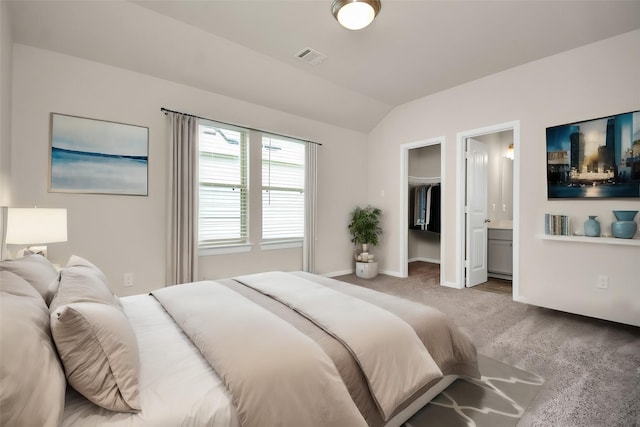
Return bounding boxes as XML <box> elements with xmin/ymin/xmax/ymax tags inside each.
<box><xmin>166</xmin><ymin>112</ymin><xmax>199</xmax><ymax>285</ymax></box>
<box><xmin>303</xmin><ymin>143</ymin><xmax>318</xmax><ymax>273</ymax></box>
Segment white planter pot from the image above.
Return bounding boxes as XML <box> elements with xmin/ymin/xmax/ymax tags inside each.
<box><xmin>355</xmin><ymin>261</ymin><xmax>378</xmax><ymax>279</ymax></box>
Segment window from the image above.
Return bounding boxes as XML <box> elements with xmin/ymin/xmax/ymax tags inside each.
<box><xmin>197</xmin><ymin>123</ymin><xmax>309</xmax><ymax>252</ymax></box>
<box><xmin>262</xmin><ymin>135</ymin><xmax>305</xmax><ymax>241</ymax></box>
<box><xmin>198</xmin><ymin>122</ymin><xmax>248</xmax><ymax>247</ymax></box>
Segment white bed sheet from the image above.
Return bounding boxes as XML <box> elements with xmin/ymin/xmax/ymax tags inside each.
<box><xmin>62</xmin><ymin>294</ymin><xmax>240</xmax><ymax>427</ymax></box>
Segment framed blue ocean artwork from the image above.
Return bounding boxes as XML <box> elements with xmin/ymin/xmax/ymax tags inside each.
<box><xmin>49</xmin><ymin>113</ymin><xmax>149</xmax><ymax>196</ymax></box>
<box><xmin>546</xmin><ymin>110</ymin><xmax>640</xmax><ymax>199</ymax></box>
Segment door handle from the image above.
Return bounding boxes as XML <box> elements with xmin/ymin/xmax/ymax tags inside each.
<box><xmin>484</xmin><ymin>219</ymin><xmax>491</xmax><ymax>223</ymax></box>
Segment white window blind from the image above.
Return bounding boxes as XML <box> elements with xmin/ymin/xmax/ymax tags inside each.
<box><xmin>198</xmin><ymin>122</ymin><xmax>248</xmax><ymax>247</ymax></box>
<box><xmin>262</xmin><ymin>135</ymin><xmax>305</xmax><ymax>241</ymax></box>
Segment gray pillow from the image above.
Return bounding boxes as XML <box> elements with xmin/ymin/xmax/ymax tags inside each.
<box><xmin>66</xmin><ymin>255</ymin><xmax>111</xmax><ymax>285</ymax></box>
<box><xmin>49</xmin><ymin>257</ymin><xmax>120</xmax><ymax>312</ymax></box>
<box><xmin>0</xmin><ymin>270</ymin><xmax>66</xmax><ymax>426</ymax></box>
<box><xmin>0</xmin><ymin>254</ymin><xmax>59</xmax><ymax>304</ymax></box>
<box><xmin>51</xmin><ymin>302</ymin><xmax>141</xmax><ymax>412</ymax></box>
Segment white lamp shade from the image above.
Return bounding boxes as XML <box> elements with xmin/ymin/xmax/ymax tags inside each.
<box><xmin>5</xmin><ymin>208</ymin><xmax>68</xmax><ymax>245</ymax></box>
<box><xmin>506</xmin><ymin>144</ymin><xmax>514</xmax><ymax>160</ymax></box>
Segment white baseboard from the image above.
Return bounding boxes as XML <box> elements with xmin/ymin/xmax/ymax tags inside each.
<box><xmin>408</xmin><ymin>257</ymin><xmax>440</xmax><ymax>264</ymax></box>
<box><xmin>440</xmin><ymin>280</ymin><xmax>463</xmax><ymax>289</ymax></box>
<box><xmin>325</xmin><ymin>268</ymin><xmax>406</xmax><ymax>279</ymax></box>
<box><xmin>379</xmin><ymin>269</ymin><xmax>403</xmax><ymax>278</ymax></box>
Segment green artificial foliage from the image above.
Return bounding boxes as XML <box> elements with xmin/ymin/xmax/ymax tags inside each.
<box><xmin>348</xmin><ymin>205</ymin><xmax>382</xmax><ymax>247</ymax></box>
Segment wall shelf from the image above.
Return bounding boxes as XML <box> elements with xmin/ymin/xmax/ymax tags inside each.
<box><xmin>537</xmin><ymin>234</ymin><xmax>640</xmax><ymax>247</ymax></box>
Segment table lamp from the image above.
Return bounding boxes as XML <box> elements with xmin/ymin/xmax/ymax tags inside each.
<box><xmin>5</xmin><ymin>208</ymin><xmax>68</xmax><ymax>258</ymax></box>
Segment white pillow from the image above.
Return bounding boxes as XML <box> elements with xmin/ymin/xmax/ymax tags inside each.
<box><xmin>51</xmin><ymin>302</ymin><xmax>141</xmax><ymax>412</ymax></box>
<box><xmin>0</xmin><ymin>254</ymin><xmax>59</xmax><ymax>304</ymax></box>
<box><xmin>0</xmin><ymin>270</ymin><xmax>66</xmax><ymax>426</ymax></box>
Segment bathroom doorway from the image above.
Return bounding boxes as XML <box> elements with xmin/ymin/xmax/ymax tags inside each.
<box><xmin>456</xmin><ymin>121</ymin><xmax>521</xmax><ymax>300</ymax></box>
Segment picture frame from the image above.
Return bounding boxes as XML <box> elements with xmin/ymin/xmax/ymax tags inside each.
<box><xmin>546</xmin><ymin>110</ymin><xmax>640</xmax><ymax>199</ymax></box>
<box><xmin>49</xmin><ymin>113</ymin><xmax>149</xmax><ymax>196</ymax></box>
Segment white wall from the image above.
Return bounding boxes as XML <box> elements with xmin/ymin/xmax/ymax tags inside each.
<box><xmin>0</xmin><ymin>0</ymin><xmax>12</xmax><ymax>207</ymax></box>
<box><xmin>9</xmin><ymin>29</ymin><xmax>640</xmax><ymax>325</ymax></box>
<box><xmin>11</xmin><ymin>44</ymin><xmax>367</xmax><ymax>295</ymax></box>
<box><xmin>0</xmin><ymin>1</ymin><xmax>13</xmax><ymax>261</ymax></box>
<box><xmin>367</xmin><ymin>30</ymin><xmax>640</xmax><ymax>326</ymax></box>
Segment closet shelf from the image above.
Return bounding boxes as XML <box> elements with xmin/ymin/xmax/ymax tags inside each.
<box><xmin>408</xmin><ymin>175</ymin><xmax>441</xmax><ymax>185</ymax></box>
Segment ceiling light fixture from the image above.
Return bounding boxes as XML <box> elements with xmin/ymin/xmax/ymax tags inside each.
<box><xmin>332</xmin><ymin>0</ymin><xmax>381</xmax><ymax>30</ymax></box>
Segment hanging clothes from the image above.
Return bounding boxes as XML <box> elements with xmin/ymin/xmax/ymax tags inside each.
<box><xmin>409</xmin><ymin>184</ymin><xmax>440</xmax><ymax>233</ymax></box>
<box><xmin>426</xmin><ymin>184</ymin><xmax>440</xmax><ymax>233</ymax></box>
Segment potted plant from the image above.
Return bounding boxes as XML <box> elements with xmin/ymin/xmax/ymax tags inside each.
<box><xmin>348</xmin><ymin>205</ymin><xmax>382</xmax><ymax>278</ymax></box>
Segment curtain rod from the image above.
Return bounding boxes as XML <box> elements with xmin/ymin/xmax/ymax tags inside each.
<box><xmin>161</xmin><ymin>107</ymin><xmax>322</xmax><ymax>146</ymax></box>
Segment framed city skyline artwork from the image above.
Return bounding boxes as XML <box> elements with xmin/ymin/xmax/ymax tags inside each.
<box><xmin>49</xmin><ymin>113</ymin><xmax>149</xmax><ymax>196</ymax></box>
<box><xmin>546</xmin><ymin>110</ymin><xmax>640</xmax><ymax>198</ymax></box>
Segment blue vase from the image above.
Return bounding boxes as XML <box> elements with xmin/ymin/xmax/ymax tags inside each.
<box><xmin>584</xmin><ymin>216</ymin><xmax>600</xmax><ymax>237</ymax></box>
<box><xmin>613</xmin><ymin>210</ymin><xmax>638</xmax><ymax>221</ymax></box>
<box><xmin>612</xmin><ymin>210</ymin><xmax>638</xmax><ymax>239</ymax></box>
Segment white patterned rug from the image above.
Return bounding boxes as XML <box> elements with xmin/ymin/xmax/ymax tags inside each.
<box><xmin>404</xmin><ymin>354</ymin><xmax>544</xmax><ymax>427</ymax></box>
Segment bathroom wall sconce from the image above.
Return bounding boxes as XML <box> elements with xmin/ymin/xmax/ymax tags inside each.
<box><xmin>506</xmin><ymin>143</ymin><xmax>514</xmax><ymax>160</ymax></box>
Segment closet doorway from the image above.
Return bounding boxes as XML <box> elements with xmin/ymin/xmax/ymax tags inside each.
<box><xmin>399</xmin><ymin>137</ymin><xmax>445</xmax><ymax>279</ymax></box>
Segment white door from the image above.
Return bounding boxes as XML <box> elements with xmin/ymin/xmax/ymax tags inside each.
<box><xmin>466</xmin><ymin>138</ymin><xmax>489</xmax><ymax>287</ymax></box>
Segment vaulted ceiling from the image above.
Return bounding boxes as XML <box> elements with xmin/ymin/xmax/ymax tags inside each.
<box><xmin>8</xmin><ymin>0</ymin><xmax>640</xmax><ymax>132</ymax></box>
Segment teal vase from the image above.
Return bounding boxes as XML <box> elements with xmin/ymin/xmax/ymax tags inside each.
<box><xmin>584</xmin><ymin>216</ymin><xmax>600</xmax><ymax>237</ymax></box>
<box><xmin>611</xmin><ymin>210</ymin><xmax>638</xmax><ymax>239</ymax></box>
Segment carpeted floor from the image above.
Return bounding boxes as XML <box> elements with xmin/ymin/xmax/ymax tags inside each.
<box><xmin>336</xmin><ymin>262</ymin><xmax>640</xmax><ymax>427</ymax></box>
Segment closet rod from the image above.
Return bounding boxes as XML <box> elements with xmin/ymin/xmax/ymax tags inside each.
<box><xmin>160</xmin><ymin>107</ymin><xmax>322</xmax><ymax>146</ymax></box>
<box><xmin>408</xmin><ymin>175</ymin><xmax>440</xmax><ymax>184</ymax></box>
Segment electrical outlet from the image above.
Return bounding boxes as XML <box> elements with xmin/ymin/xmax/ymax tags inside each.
<box><xmin>597</xmin><ymin>275</ymin><xmax>608</xmax><ymax>289</ymax></box>
<box><xmin>123</xmin><ymin>273</ymin><xmax>134</xmax><ymax>288</ymax></box>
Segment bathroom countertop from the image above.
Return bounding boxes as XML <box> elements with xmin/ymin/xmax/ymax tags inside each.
<box><xmin>488</xmin><ymin>220</ymin><xmax>513</xmax><ymax>230</ymax></box>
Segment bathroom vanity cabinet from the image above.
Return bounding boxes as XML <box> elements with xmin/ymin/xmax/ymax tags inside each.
<box><xmin>488</xmin><ymin>228</ymin><xmax>513</xmax><ymax>280</ymax></box>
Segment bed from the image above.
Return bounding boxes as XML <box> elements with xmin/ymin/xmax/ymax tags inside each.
<box><xmin>0</xmin><ymin>254</ymin><xmax>479</xmax><ymax>427</ymax></box>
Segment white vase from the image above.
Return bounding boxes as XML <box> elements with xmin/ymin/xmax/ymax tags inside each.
<box><xmin>356</xmin><ymin>261</ymin><xmax>378</xmax><ymax>279</ymax></box>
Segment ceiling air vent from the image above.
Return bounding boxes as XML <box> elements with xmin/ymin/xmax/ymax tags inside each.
<box><xmin>296</xmin><ymin>47</ymin><xmax>327</xmax><ymax>66</ymax></box>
